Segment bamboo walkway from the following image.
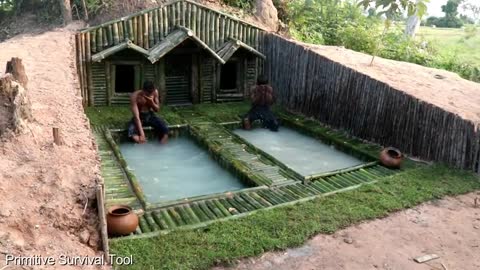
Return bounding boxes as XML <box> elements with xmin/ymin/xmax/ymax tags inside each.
<box><xmin>93</xmin><ymin>126</ymin><xmax>142</xmax><ymax>210</ymax></box>
<box><xmin>119</xmin><ymin>164</ymin><xmax>395</xmax><ymax>239</ymax></box>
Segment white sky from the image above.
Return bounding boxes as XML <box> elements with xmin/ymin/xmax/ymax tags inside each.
<box><xmin>426</xmin><ymin>0</ymin><xmax>477</xmax><ymax>17</ymax></box>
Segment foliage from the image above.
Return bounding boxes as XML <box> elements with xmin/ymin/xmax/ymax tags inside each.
<box><xmin>425</xmin><ymin>15</ymin><xmax>463</xmax><ymax>28</ymax></box>
<box><xmin>358</xmin><ymin>0</ymin><xmax>429</xmax><ymax>19</ymax></box>
<box><xmin>0</xmin><ymin>0</ymin><xmax>62</xmax><ymax>23</ymax></box>
<box><xmin>110</xmin><ymin>164</ymin><xmax>480</xmax><ymax>269</ymax></box>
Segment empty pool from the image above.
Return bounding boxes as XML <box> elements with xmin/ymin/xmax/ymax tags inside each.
<box><xmin>234</xmin><ymin>127</ymin><xmax>364</xmax><ymax>176</ymax></box>
<box><xmin>119</xmin><ymin>136</ymin><xmax>247</xmax><ymax>203</ymax></box>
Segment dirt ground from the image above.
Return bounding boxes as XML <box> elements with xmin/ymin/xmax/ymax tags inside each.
<box><xmin>215</xmin><ymin>192</ymin><xmax>480</xmax><ymax>270</ymax></box>
<box><xmin>0</xmin><ymin>23</ymin><xmax>103</xmax><ymax>269</ymax></box>
<box><xmin>298</xmin><ymin>42</ymin><xmax>480</xmax><ymax>124</ymax></box>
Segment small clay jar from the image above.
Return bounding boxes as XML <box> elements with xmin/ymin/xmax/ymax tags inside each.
<box><xmin>379</xmin><ymin>147</ymin><xmax>404</xmax><ymax>169</ymax></box>
<box><xmin>106</xmin><ymin>205</ymin><xmax>139</xmax><ymax>236</ymax></box>
<box><xmin>243</xmin><ymin>118</ymin><xmax>252</xmax><ymax>130</ymax></box>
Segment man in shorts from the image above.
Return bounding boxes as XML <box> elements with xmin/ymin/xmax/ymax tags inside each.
<box><xmin>128</xmin><ymin>81</ymin><xmax>169</xmax><ymax>144</ymax></box>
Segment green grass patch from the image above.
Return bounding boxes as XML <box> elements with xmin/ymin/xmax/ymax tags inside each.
<box><xmin>417</xmin><ymin>26</ymin><xmax>480</xmax><ymax>66</ymax></box>
<box><xmin>110</xmin><ymin>164</ymin><xmax>480</xmax><ymax>270</ymax></box>
<box><xmin>191</xmin><ymin>102</ymin><xmax>251</xmax><ymax>123</ymax></box>
<box><xmin>85</xmin><ymin>106</ymin><xmax>185</xmax><ymax>128</ymax></box>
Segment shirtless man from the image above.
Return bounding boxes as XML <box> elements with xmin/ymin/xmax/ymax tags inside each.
<box><xmin>243</xmin><ymin>75</ymin><xmax>279</xmax><ymax>132</ymax></box>
<box><xmin>128</xmin><ymin>81</ymin><xmax>169</xmax><ymax>144</ymax></box>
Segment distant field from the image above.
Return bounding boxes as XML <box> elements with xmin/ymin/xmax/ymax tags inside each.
<box><xmin>417</xmin><ymin>26</ymin><xmax>480</xmax><ymax>66</ymax></box>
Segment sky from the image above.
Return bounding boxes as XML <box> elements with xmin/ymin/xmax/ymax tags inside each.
<box><xmin>426</xmin><ymin>0</ymin><xmax>477</xmax><ymax>17</ymax></box>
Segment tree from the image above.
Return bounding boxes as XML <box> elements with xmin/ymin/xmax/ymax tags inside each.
<box><xmin>442</xmin><ymin>0</ymin><xmax>460</xmax><ymax>18</ymax></box>
<box><xmin>59</xmin><ymin>0</ymin><xmax>72</xmax><ymax>24</ymax></box>
<box><xmin>462</xmin><ymin>3</ymin><xmax>480</xmax><ymax>24</ymax></box>
<box><xmin>358</xmin><ymin>0</ymin><xmax>429</xmax><ymax>64</ymax></box>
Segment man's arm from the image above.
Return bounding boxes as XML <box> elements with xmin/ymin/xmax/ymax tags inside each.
<box><xmin>145</xmin><ymin>90</ymin><xmax>160</xmax><ymax>112</ymax></box>
<box><xmin>130</xmin><ymin>92</ymin><xmax>145</xmax><ymax>139</ymax></box>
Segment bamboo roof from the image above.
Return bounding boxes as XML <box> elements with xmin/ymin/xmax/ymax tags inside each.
<box><xmin>216</xmin><ymin>38</ymin><xmax>266</xmax><ymax>62</ymax></box>
<box><xmin>90</xmin><ymin>26</ymin><xmax>225</xmax><ymax>64</ymax></box>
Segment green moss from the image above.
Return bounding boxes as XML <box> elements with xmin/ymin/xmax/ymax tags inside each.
<box><xmin>85</xmin><ymin>106</ymin><xmax>185</xmax><ymax>128</ymax></box>
<box><xmin>110</xmin><ymin>164</ymin><xmax>479</xmax><ymax>270</ymax></box>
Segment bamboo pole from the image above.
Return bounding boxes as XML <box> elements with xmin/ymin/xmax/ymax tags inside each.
<box><xmin>128</xmin><ymin>19</ymin><xmax>134</xmax><ymax>42</ymax></box>
<box><xmin>159</xmin><ymin>8</ymin><xmax>164</xmax><ymax>40</ymax></box>
<box><xmin>75</xmin><ymin>34</ymin><xmax>84</xmax><ymax>104</ymax></box>
<box><xmin>143</xmin><ymin>13</ymin><xmax>149</xmax><ymax>49</ymax></box>
<box><xmin>85</xmin><ymin>32</ymin><xmax>93</xmax><ymax>106</ymax></box>
<box><xmin>133</xmin><ymin>17</ymin><xmax>138</xmax><ymax>43</ymax></box>
<box><xmin>112</xmin><ymin>23</ymin><xmax>119</xmax><ymax>45</ymax></box>
<box><xmin>181</xmin><ymin>0</ymin><xmax>186</xmax><ymax>26</ymax></box>
<box><xmin>215</xmin><ymin>13</ymin><xmax>220</xmax><ymax>49</ymax></box>
<box><xmin>102</xmin><ymin>27</ymin><xmax>108</xmax><ymax>47</ymax></box>
<box><xmin>96</xmin><ymin>184</ymin><xmax>110</xmax><ymax>264</ymax></box>
<box><xmin>96</xmin><ymin>29</ymin><xmax>102</xmax><ymax>52</ymax></box>
<box><xmin>118</xmin><ymin>22</ymin><xmax>124</xmax><ymax>42</ymax></box>
<box><xmin>148</xmin><ymin>12</ymin><xmax>154</xmax><ymax>48</ymax></box>
<box><xmin>138</xmin><ymin>15</ymin><xmax>144</xmax><ymax>48</ymax></box>
<box><xmin>190</xmin><ymin>3</ymin><xmax>196</xmax><ymax>34</ymax></box>
<box><xmin>153</xmin><ymin>9</ymin><xmax>159</xmax><ymax>44</ymax></box>
<box><xmin>163</xmin><ymin>7</ymin><xmax>168</xmax><ymax>38</ymax></box>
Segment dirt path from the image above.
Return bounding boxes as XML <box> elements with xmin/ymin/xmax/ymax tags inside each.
<box><xmin>0</xmin><ymin>23</ymin><xmax>103</xmax><ymax>269</ymax></box>
<box><xmin>215</xmin><ymin>192</ymin><xmax>480</xmax><ymax>270</ymax></box>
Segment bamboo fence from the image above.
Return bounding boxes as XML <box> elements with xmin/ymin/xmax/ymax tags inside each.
<box><xmin>75</xmin><ymin>0</ymin><xmax>264</xmax><ymax>106</ymax></box>
<box><xmin>262</xmin><ymin>33</ymin><xmax>480</xmax><ymax>173</ymax></box>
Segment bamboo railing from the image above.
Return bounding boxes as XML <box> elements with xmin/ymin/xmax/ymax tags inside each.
<box><xmin>262</xmin><ymin>33</ymin><xmax>480</xmax><ymax>173</ymax></box>
<box><xmin>75</xmin><ymin>0</ymin><xmax>265</xmax><ymax>106</ymax></box>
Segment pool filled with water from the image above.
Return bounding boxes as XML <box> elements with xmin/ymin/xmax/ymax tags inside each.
<box><xmin>119</xmin><ymin>136</ymin><xmax>247</xmax><ymax>203</ymax></box>
<box><xmin>234</xmin><ymin>127</ymin><xmax>364</xmax><ymax>176</ymax></box>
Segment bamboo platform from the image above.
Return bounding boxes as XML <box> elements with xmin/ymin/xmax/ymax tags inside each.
<box><xmin>92</xmin><ymin>108</ymin><xmax>401</xmax><ymax>241</ymax></box>
<box><xmin>112</xmin><ymin>164</ymin><xmax>395</xmax><ymax>240</ymax></box>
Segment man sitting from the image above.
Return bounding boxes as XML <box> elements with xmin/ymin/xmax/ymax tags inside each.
<box><xmin>243</xmin><ymin>75</ymin><xmax>279</xmax><ymax>131</ymax></box>
<box><xmin>128</xmin><ymin>81</ymin><xmax>169</xmax><ymax>144</ymax></box>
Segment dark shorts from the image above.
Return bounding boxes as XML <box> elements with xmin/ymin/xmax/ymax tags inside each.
<box><xmin>244</xmin><ymin>105</ymin><xmax>279</xmax><ymax>132</ymax></box>
<box><xmin>128</xmin><ymin>111</ymin><xmax>169</xmax><ymax>138</ymax></box>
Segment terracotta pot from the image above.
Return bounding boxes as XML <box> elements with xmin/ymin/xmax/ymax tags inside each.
<box><xmin>106</xmin><ymin>205</ymin><xmax>138</xmax><ymax>236</ymax></box>
<box><xmin>379</xmin><ymin>147</ymin><xmax>404</xmax><ymax>169</ymax></box>
<box><xmin>243</xmin><ymin>118</ymin><xmax>252</xmax><ymax>130</ymax></box>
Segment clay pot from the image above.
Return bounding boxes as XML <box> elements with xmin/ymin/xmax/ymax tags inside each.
<box><xmin>243</xmin><ymin>118</ymin><xmax>252</xmax><ymax>130</ymax></box>
<box><xmin>379</xmin><ymin>147</ymin><xmax>404</xmax><ymax>169</ymax></box>
<box><xmin>106</xmin><ymin>205</ymin><xmax>138</xmax><ymax>236</ymax></box>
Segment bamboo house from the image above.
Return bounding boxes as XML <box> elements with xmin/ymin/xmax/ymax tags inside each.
<box><xmin>75</xmin><ymin>0</ymin><xmax>267</xmax><ymax>106</ymax></box>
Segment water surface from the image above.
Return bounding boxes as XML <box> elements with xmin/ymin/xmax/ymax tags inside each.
<box><xmin>234</xmin><ymin>127</ymin><xmax>364</xmax><ymax>176</ymax></box>
<box><xmin>120</xmin><ymin>137</ymin><xmax>247</xmax><ymax>203</ymax></box>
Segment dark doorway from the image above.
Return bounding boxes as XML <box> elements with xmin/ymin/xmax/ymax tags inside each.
<box><xmin>165</xmin><ymin>55</ymin><xmax>192</xmax><ymax>105</ymax></box>
<box><xmin>220</xmin><ymin>61</ymin><xmax>237</xmax><ymax>90</ymax></box>
<box><xmin>115</xmin><ymin>65</ymin><xmax>135</xmax><ymax>93</ymax></box>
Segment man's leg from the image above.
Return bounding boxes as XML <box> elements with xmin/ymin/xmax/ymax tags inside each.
<box><xmin>244</xmin><ymin>106</ymin><xmax>262</xmax><ymax>130</ymax></box>
<box><xmin>262</xmin><ymin>107</ymin><xmax>279</xmax><ymax>132</ymax></box>
<box><xmin>127</xmin><ymin>119</ymin><xmax>141</xmax><ymax>143</ymax></box>
<box><xmin>149</xmin><ymin>114</ymin><xmax>169</xmax><ymax>144</ymax></box>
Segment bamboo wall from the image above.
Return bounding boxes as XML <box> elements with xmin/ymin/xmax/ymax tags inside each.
<box><xmin>262</xmin><ymin>33</ymin><xmax>480</xmax><ymax>173</ymax></box>
<box><xmin>75</xmin><ymin>0</ymin><xmax>265</xmax><ymax>106</ymax></box>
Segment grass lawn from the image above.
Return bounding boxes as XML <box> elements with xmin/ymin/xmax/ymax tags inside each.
<box><xmin>110</xmin><ymin>164</ymin><xmax>480</xmax><ymax>270</ymax></box>
<box><xmin>417</xmin><ymin>26</ymin><xmax>480</xmax><ymax>66</ymax></box>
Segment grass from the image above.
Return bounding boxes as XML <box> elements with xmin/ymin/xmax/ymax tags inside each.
<box><xmin>110</xmin><ymin>164</ymin><xmax>480</xmax><ymax>270</ymax></box>
<box><xmin>417</xmin><ymin>26</ymin><xmax>480</xmax><ymax>66</ymax></box>
<box><xmin>85</xmin><ymin>105</ymin><xmax>185</xmax><ymax>127</ymax></box>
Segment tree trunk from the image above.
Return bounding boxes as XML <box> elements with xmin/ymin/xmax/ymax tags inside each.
<box><xmin>6</xmin><ymin>57</ymin><xmax>28</xmax><ymax>88</ymax></box>
<box><xmin>59</xmin><ymin>0</ymin><xmax>72</xmax><ymax>25</ymax></box>
<box><xmin>405</xmin><ymin>14</ymin><xmax>420</xmax><ymax>38</ymax></box>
